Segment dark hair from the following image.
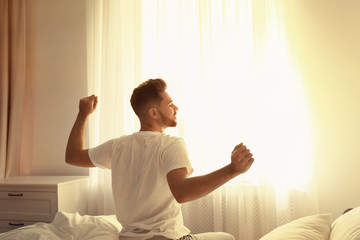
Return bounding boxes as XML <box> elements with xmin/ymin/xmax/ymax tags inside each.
<box><xmin>130</xmin><ymin>78</ymin><xmax>167</xmax><ymax>117</ymax></box>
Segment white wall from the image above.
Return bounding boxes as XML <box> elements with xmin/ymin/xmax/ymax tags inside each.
<box><xmin>24</xmin><ymin>0</ymin><xmax>88</xmax><ymax>176</ymax></box>
<box><xmin>23</xmin><ymin>0</ymin><xmax>360</xmax><ymax>219</ymax></box>
<box><xmin>283</xmin><ymin>0</ymin><xmax>360</xmax><ymax>219</ymax></box>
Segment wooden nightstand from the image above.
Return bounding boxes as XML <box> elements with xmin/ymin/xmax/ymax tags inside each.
<box><xmin>0</xmin><ymin>176</ymin><xmax>89</xmax><ymax>233</ymax></box>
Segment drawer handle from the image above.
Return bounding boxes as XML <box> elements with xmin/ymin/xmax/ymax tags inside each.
<box><xmin>9</xmin><ymin>223</ymin><xmax>25</xmax><ymax>226</ymax></box>
<box><xmin>8</xmin><ymin>193</ymin><xmax>24</xmax><ymax>197</ymax></box>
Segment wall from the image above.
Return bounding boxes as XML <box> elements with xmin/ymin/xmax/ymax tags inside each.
<box><xmin>283</xmin><ymin>0</ymin><xmax>360</xmax><ymax>219</ymax></box>
<box><xmin>24</xmin><ymin>0</ymin><xmax>88</xmax><ymax>176</ymax></box>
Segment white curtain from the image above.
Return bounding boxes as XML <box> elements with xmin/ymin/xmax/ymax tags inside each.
<box><xmin>86</xmin><ymin>0</ymin><xmax>143</xmax><ymax>215</ymax></box>
<box><xmin>0</xmin><ymin>0</ymin><xmax>27</xmax><ymax>179</ymax></box>
<box><xmin>86</xmin><ymin>0</ymin><xmax>318</xmax><ymax>239</ymax></box>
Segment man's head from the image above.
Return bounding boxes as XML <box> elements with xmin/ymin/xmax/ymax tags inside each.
<box><xmin>130</xmin><ymin>78</ymin><xmax>167</xmax><ymax>117</ymax></box>
<box><xmin>130</xmin><ymin>79</ymin><xmax>178</xmax><ymax>131</ymax></box>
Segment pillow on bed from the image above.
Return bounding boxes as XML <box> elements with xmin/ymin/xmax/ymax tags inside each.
<box><xmin>330</xmin><ymin>206</ymin><xmax>360</xmax><ymax>240</ymax></box>
<box><xmin>259</xmin><ymin>214</ymin><xmax>332</xmax><ymax>240</ymax></box>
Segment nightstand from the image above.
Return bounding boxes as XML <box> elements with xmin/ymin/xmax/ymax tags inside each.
<box><xmin>0</xmin><ymin>176</ymin><xmax>89</xmax><ymax>233</ymax></box>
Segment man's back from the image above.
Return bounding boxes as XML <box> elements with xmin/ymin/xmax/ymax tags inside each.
<box><xmin>89</xmin><ymin>131</ymin><xmax>193</xmax><ymax>239</ymax></box>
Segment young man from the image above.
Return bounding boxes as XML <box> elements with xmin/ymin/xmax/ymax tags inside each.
<box><xmin>66</xmin><ymin>79</ymin><xmax>254</xmax><ymax>240</ymax></box>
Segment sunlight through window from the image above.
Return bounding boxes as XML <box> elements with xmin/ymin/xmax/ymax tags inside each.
<box><xmin>140</xmin><ymin>0</ymin><xmax>313</xmax><ymax>192</ymax></box>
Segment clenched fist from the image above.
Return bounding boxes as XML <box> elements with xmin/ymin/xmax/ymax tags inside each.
<box><xmin>79</xmin><ymin>95</ymin><xmax>98</xmax><ymax>117</ymax></box>
<box><xmin>230</xmin><ymin>143</ymin><xmax>254</xmax><ymax>175</ymax></box>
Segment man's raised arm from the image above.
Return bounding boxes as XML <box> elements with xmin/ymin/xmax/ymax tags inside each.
<box><xmin>65</xmin><ymin>95</ymin><xmax>98</xmax><ymax>167</ymax></box>
<box><xmin>167</xmin><ymin>143</ymin><xmax>254</xmax><ymax>203</ymax></box>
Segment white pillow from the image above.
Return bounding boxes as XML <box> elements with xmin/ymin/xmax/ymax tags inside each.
<box><xmin>330</xmin><ymin>206</ymin><xmax>360</xmax><ymax>240</ymax></box>
<box><xmin>260</xmin><ymin>214</ymin><xmax>332</xmax><ymax>240</ymax></box>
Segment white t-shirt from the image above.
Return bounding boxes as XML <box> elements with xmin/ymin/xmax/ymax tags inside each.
<box><xmin>88</xmin><ymin>131</ymin><xmax>193</xmax><ymax>239</ymax></box>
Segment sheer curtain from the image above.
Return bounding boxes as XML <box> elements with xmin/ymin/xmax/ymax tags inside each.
<box><xmin>0</xmin><ymin>0</ymin><xmax>27</xmax><ymax>179</ymax></box>
<box><xmin>86</xmin><ymin>0</ymin><xmax>318</xmax><ymax>239</ymax></box>
<box><xmin>86</xmin><ymin>0</ymin><xmax>143</xmax><ymax>214</ymax></box>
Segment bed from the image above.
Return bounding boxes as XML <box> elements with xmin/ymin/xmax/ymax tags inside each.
<box><xmin>0</xmin><ymin>212</ymin><xmax>122</xmax><ymax>240</ymax></box>
<box><xmin>0</xmin><ymin>206</ymin><xmax>359</xmax><ymax>240</ymax></box>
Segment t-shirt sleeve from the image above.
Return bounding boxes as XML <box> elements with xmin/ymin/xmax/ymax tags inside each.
<box><xmin>162</xmin><ymin>138</ymin><xmax>193</xmax><ymax>176</ymax></box>
<box><xmin>88</xmin><ymin>139</ymin><xmax>114</xmax><ymax>169</ymax></box>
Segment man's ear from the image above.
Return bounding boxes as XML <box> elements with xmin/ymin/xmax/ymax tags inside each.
<box><xmin>148</xmin><ymin>107</ymin><xmax>159</xmax><ymax>120</ymax></box>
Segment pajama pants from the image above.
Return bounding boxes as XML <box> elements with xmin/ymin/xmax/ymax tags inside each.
<box><xmin>148</xmin><ymin>232</ymin><xmax>235</xmax><ymax>240</ymax></box>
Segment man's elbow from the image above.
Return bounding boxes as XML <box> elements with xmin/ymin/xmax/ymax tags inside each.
<box><xmin>65</xmin><ymin>151</ymin><xmax>81</xmax><ymax>166</ymax></box>
<box><xmin>172</xmin><ymin>190</ymin><xmax>190</xmax><ymax>204</ymax></box>
<box><xmin>65</xmin><ymin>154</ymin><xmax>76</xmax><ymax>166</ymax></box>
<box><xmin>65</xmin><ymin>147</ymin><xmax>74</xmax><ymax>165</ymax></box>
<box><xmin>65</xmin><ymin>150</ymin><xmax>95</xmax><ymax>168</ymax></box>
<box><xmin>175</xmin><ymin>196</ymin><xmax>187</xmax><ymax>204</ymax></box>
<box><xmin>167</xmin><ymin>168</ymin><xmax>192</xmax><ymax>203</ymax></box>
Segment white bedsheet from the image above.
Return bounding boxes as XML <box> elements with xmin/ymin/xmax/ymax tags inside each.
<box><xmin>0</xmin><ymin>212</ymin><xmax>122</xmax><ymax>240</ymax></box>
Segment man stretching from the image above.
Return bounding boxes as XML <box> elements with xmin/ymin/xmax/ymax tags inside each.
<box><xmin>66</xmin><ymin>79</ymin><xmax>254</xmax><ymax>240</ymax></box>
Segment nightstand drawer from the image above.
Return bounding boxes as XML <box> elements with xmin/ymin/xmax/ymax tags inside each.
<box><xmin>0</xmin><ymin>220</ymin><xmax>38</xmax><ymax>233</ymax></box>
<box><xmin>0</xmin><ymin>191</ymin><xmax>57</xmax><ymax>222</ymax></box>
